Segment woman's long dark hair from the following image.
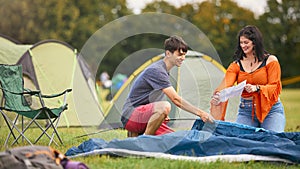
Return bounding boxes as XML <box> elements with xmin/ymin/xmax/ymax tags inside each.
<box><xmin>233</xmin><ymin>25</ymin><xmax>268</xmax><ymax>62</ymax></box>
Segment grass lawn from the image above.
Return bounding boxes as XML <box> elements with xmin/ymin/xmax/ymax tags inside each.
<box><xmin>280</xmin><ymin>89</ymin><xmax>300</xmax><ymax>131</ymax></box>
<box><xmin>0</xmin><ymin>88</ymin><xmax>299</xmax><ymax>168</ymax></box>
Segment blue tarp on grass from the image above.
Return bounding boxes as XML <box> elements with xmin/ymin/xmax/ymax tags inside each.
<box><xmin>66</xmin><ymin>120</ymin><xmax>300</xmax><ymax>163</ymax></box>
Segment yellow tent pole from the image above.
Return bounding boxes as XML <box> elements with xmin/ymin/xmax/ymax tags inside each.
<box><xmin>202</xmin><ymin>55</ymin><xmax>226</xmax><ymax>73</ymax></box>
<box><xmin>282</xmin><ymin>76</ymin><xmax>300</xmax><ymax>86</ymax></box>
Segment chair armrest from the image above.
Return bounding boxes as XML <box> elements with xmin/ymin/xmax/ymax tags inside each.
<box><xmin>36</xmin><ymin>89</ymin><xmax>72</xmax><ymax>108</ymax></box>
<box><xmin>23</xmin><ymin>88</ymin><xmax>41</xmax><ymax>95</ymax></box>
<box><xmin>41</xmin><ymin>89</ymin><xmax>72</xmax><ymax>98</ymax></box>
<box><xmin>0</xmin><ymin>86</ymin><xmax>40</xmax><ymax>95</ymax></box>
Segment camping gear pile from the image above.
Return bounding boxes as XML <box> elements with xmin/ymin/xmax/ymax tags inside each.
<box><xmin>0</xmin><ymin>146</ymin><xmax>89</xmax><ymax>169</ymax></box>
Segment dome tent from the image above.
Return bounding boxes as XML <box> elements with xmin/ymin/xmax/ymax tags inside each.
<box><xmin>99</xmin><ymin>50</ymin><xmax>239</xmax><ymax>130</ymax></box>
<box><xmin>0</xmin><ymin>35</ymin><xmax>103</xmax><ymax>127</ymax></box>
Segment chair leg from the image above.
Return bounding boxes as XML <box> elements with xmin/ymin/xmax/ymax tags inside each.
<box><xmin>1</xmin><ymin>109</ymin><xmax>64</xmax><ymax>146</ymax></box>
<box><xmin>21</xmin><ymin>115</ymin><xmax>24</xmax><ymax>143</ymax></box>
<box><xmin>11</xmin><ymin>115</ymin><xmax>37</xmax><ymax>145</ymax></box>
<box><xmin>20</xmin><ymin>111</ymin><xmax>58</xmax><ymax>145</ymax></box>
<box><xmin>33</xmin><ymin>120</ymin><xmax>58</xmax><ymax>146</ymax></box>
<box><xmin>1</xmin><ymin>112</ymin><xmax>18</xmax><ymax>146</ymax></box>
<box><xmin>45</xmin><ymin>112</ymin><xmax>63</xmax><ymax>145</ymax></box>
<box><xmin>7</xmin><ymin>115</ymin><xmax>20</xmax><ymax>145</ymax></box>
<box><xmin>11</xmin><ymin>113</ymin><xmax>60</xmax><ymax>146</ymax></box>
<box><xmin>33</xmin><ymin>111</ymin><xmax>63</xmax><ymax>146</ymax></box>
<box><xmin>49</xmin><ymin>117</ymin><xmax>63</xmax><ymax>145</ymax></box>
<box><xmin>1</xmin><ymin>113</ymin><xmax>33</xmax><ymax>146</ymax></box>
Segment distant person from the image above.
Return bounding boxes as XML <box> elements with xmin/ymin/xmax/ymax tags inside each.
<box><xmin>100</xmin><ymin>71</ymin><xmax>112</xmax><ymax>89</ymax></box>
<box><xmin>210</xmin><ymin>25</ymin><xmax>285</xmax><ymax>132</ymax></box>
<box><xmin>106</xmin><ymin>73</ymin><xmax>127</xmax><ymax>101</ymax></box>
<box><xmin>121</xmin><ymin>35</ymin><xmax>214</xmax><ymax>137</ymax></box>
<box><xmin>111</xmin><ymin>73</ymin><xmax>127</xmax><ymax>95</ymax></box>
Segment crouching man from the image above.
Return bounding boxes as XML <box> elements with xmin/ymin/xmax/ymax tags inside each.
<box><xmin>121</xmin><ymin>35</ymin><xmax>214</xmax><ymax>137</ymax></box>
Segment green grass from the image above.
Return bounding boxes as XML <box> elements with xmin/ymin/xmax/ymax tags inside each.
<box><xmin>280</xmin><ymin>89</ymin><xmax>300</xmax><ymax>131</ymax></box>
<box><xmin>0</xmin><ymin>88</ymin><xmax>299</xmax><ymax>168</ymax></box>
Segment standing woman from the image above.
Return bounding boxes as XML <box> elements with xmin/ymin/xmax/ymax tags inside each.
<box><xmin>210</xmin><ymin>25</ymin><xmax>286</xmax><ymax>132</ymax></box>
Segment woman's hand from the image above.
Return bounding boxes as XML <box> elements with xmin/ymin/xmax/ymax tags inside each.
<box><xmin>245</xmin><ymin>84</ymin><xmax>258</xmax><ymax>93</ymax></box>
<box><xmin>210</xmin><ymin>92</ymin><xmax>220</xmax><ymax>105</ymax></box>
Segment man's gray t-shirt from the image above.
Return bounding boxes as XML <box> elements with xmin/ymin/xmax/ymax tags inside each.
<box><xmin>121</xmin><ymin>59</ymin><xmax>172</xmax><ymax>126</ymax></box>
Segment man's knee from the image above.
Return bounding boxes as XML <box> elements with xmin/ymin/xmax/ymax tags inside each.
<box><xmin>154</xmin><ymin>101</ymin><xmax>171</xmax><ymax>116</ymax></box>
<box><xmin>164</xmin><ymin>101</ymin><xmax>171</xmax><ymax>114</ymax></box>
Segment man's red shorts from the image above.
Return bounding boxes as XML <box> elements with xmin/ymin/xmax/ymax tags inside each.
<box><xmin>124</xmin><ymin>103</ymin><xmax>174</xmax><ymax>135</ymax></box>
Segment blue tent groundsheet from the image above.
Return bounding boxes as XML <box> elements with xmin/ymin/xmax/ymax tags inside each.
<box><xmin>66</xmin><ymin>120</ymin><xmax>300</xmax><ymax>164</ymax></box>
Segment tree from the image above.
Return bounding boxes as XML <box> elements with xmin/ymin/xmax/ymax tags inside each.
<box><xmin>258</xmin><ymin>0</ymin><xmax>300</xmax><ymax>82</ymax></box>
<box><xmin>0</xmin><ymin>0</ymin><xmax>80</xmax><ymax>44</ymax></box>
<box><xmin>142</xmin><ymin>0</ymin><xmax>256</xmax><ymax>67</ymax></box>
<box><xmin>0</xmin><ymin>0</ymin><xmax>131</xmax><ymax>50</ymax></box>
<box><xmin>189</xmin><ymin>0</ymin><xmax>257</xmax><ymax>66</ymax></box>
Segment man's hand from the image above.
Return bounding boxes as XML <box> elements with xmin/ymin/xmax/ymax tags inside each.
<box><xmin>164</xmin><ymin>116</ymin><xmax>170</xmax><ymax>122</ymax></box>
<box><xmin>199</xmin><ymin>111</ymin><xmax>215</xmax><ymax>123</ymax></box>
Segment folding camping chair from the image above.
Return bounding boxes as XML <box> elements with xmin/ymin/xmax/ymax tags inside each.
<box><xmin>0</xmin><ymin>64</ymin><xmax>72</xmax><ymax>147</ymax></box>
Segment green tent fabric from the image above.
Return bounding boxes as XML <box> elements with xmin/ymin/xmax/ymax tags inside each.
<box><xmin>0</xmin><ymin>35</ymin><xmax>103</xmax><ymax>127</ymax></box>
<box><xmin>0</xmin><ymin>34</ymin><xmax>32</xmax><ymax>64</ymax></box>
<box><xmin>100</xmin><ymin>51</ymin><xmax>239</xmax><ymax>130</ymax></box>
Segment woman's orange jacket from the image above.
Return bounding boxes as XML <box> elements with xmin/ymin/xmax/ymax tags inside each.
<box><xmin>211</xmin><ymin>60</ymin><xmax>282</xmax><ymax>123</ymax></box>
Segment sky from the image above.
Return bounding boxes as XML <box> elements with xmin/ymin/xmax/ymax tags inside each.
<box><xmin>126</xmin><ymin>0</ymin><xmax>267</xmax><ymax>16</ymax></box>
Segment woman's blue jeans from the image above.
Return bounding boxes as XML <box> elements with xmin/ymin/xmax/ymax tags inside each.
<box><xmin>236</xmin><ymin>98</ymin><xmax>286</xmax><ymax>132</ymax></box>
